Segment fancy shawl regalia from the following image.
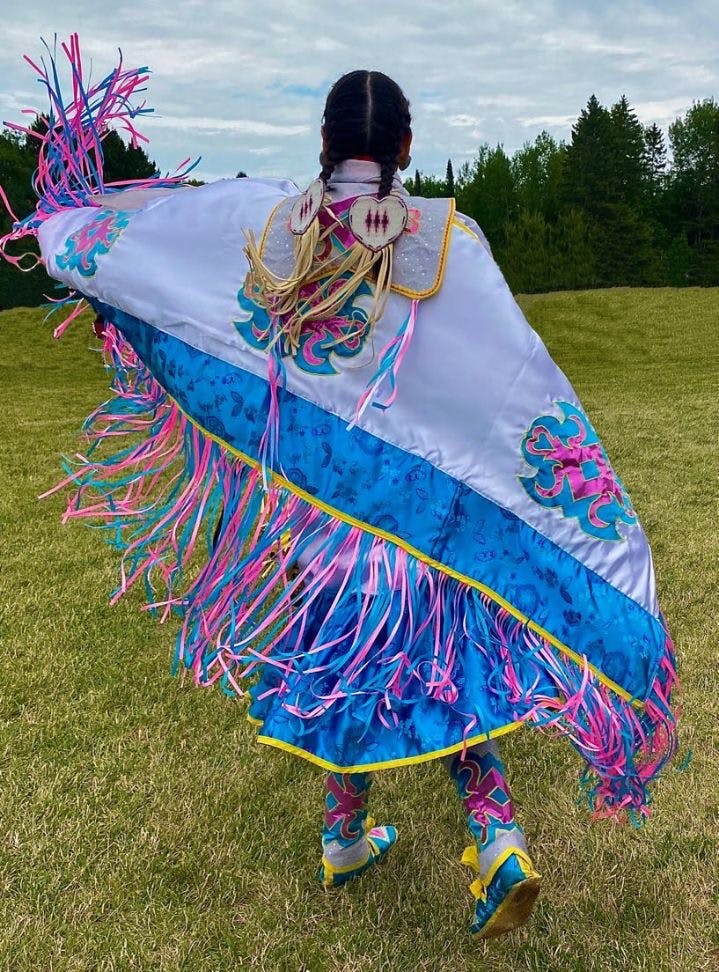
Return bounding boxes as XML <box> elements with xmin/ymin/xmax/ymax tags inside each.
<box><xmin>1</xmin><ymin>37</ymin><xmax>678</xmax><ymax>824</ymax></box>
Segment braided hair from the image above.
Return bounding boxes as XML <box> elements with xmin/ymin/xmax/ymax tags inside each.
<box><xmin>320</xmin><ymin>71</ymin><xmax>411</xmax><ymax>199</ymax></box>
<box><xmin>243</xmin><ymin>73</ymin><xmax>411</xmax><ymax>359</ymax></box>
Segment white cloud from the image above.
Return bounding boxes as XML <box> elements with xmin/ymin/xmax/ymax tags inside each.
<box><xmin>670</xmin><ymin>63</ymin><xmax>718</xmax><ymax>86</ymax></box>
<box><xmin>0</xmin><ymin>91</ymin><xmax>35</xmax><ymax>112</ymax></box>
<box><xmin>446</xmin><ymin>114</ymin><xmax>481</xmax><ymax>128</ymax></box>
<box><xmin>148</xmin><ymin>114</ymin><xmax>310</xmax><ymax>137</ymax></box>
<box><xmin>519</xmin><ymin>113</ymin><xmax>577</xmax><ymax>129</ymax></box>
<box><xmin>475</xmin><ymin>94</ymin><xmax>535</xmax><ymax>108</ymax></box>
<box><xmin>540</xmin><ymin>28</ymin><xmax>642</xmax><ymax>58</ymax></box>
<box><xmin>633</xmin><ymin>97</ymin><xmax>700</xmax><ymax>127</ymax></box>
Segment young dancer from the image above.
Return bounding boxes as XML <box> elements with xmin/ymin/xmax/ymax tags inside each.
<box><xmin>1</xmin><ymin>42</ymin><xmax>678</xmax><ymax>940</ymax></box>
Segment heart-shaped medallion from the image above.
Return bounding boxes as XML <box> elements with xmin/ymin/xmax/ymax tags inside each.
<box><xmin>288</xmin><ymin>179</ymin><xmax>325</xmax><ymax>235</ymax></box>
<box><xmin>348</xmin><ymin>194</ymin><xmax>409</xmax><ymax>252</ymax></box>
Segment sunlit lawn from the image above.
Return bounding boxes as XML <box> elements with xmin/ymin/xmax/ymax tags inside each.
<box><xmin>1</xmin><ymin>290</ymin><xmax>717</xmax><ymax>971</ymax></box>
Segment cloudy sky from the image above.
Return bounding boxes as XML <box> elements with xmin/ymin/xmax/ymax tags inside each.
<box><xmin>1</xmin><ymin>0</ymin><xmax>717</xmax><ymax>186</ymax></box>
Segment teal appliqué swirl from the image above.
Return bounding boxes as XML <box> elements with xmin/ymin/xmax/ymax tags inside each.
<box><xmin>56</xmin><ymin>208</ymin><xmax>132</xmax><ymax>277</ymax></box>
<box><xmin>520</xmin><ymin>401</ymin><xmax>637</xmax><ymax>542</ymax></box>
<box><xmin>234</xmin><ymin>274</ymin><xmax>373</xmax><ymax>376</ymax></box>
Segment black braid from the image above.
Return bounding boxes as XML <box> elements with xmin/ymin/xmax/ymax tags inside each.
<box><xmin>318</xmin><ymin>144</ymin><xmax>345</xmax><ymax>189</ymax></box>
<box><xmin>377</xmin><ymin>157</ymin><xmax>397</xmax><ymax>199</ymax></box>
<box><xmin>320</xmin><ymin>70</ymin><xmax>411</xmax><ymax>198</ymax></box>
<box><xmin>319</xmin><ymin>158</ymin><xmax>334</xmax><ymax>187</ymax></box>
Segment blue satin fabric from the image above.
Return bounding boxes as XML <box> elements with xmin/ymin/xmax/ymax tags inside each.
<box><xmin>246</xmin><ymin>589</ymin><xmax>556</xmax><ymax>769</ymax></box>
<box><xmin>94</xmin><ymin>300</ymin><xmax>665</xmax><ymax>702</ymax></box>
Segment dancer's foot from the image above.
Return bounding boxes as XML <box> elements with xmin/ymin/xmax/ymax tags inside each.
<box><xmin>462</xmin><ymin>843</ymin><xmax>541</xmax><ymax>939</ymax></box>
<box><xmin>318</xmin><ymin>819</ymin><xmax>397</xmax><ymax>888</ymax></box>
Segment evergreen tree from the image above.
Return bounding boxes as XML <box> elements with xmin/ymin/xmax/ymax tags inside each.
<box><xmin>598</xmin><ymin>202</ymin><xmax>662</xmax><ymax>286</ymax></box>
<box><xmin>512</xmin><ymin>131</ymin><xmax>565</xmax><ymax>221</ymax></box>
<box><xmin>445</xmin><ymin>158</ymin><xmax>455</xmax><ymax>196</ymax></box>
<box><xmin>456</xmin><ymin>144</ymin><xmax>516</xmax><ymax>249</ymax></box>
<box><xmin>644</xmin><ymin>123</ymin><xmax>667</xmax><ymax>189</ymax></box>
<box><xmin>497</xmin><ymin>210</ymin><xmax>552</xmax><ymax>293</ymax></box>
<box><xmin>563</xmin><ymin>94</ymin><xmax>660</xmax><ymax>285</ymax></box>
<box><xmin>408</xmin><ymin>168</ymin><xmax>445</xmax><ymax>197</ymax></box>
<box><xmin>552</xmin><ymin>209</ymin><xmax>597</xmax><ymax>290</ymax></box>
<box><xmin>665</xmin><ymin>234</ymin><xmax>692</xmax><ymax>286</ymax></box>
<box><xmin>643</xmin><ymin>122</ymin><xmax>668</xmax><ymax>233</ymax></box>
<box><xmin>497</xmin><ymin>206</ymin><xmax>596</xmax><ymax>293</ymax></box>
<box><xmin>22</xmin><ymin>113</ymin><xmax>51</xmax><ymax>159</ymax></box>
<box><xmin>0</xmin><ymin>129</ymin><xmax>53</xmax><ymax>309</ymax></box>
<box><xmin>415</xmin><ymin>173</ymin><xmax>446</xmax><ymax>198</ymax></box>
<box><xmin>608</xmin><ymin>94</ymin><xmax>648</xmax><ymax>203</ymax></box>
<box><xmin>563</xmin><ymin>95</ymin><xmax>614</xmax><ymax>217</ymax></box>
<box><xmin>668</xmin><ymin>99</ymin><xmax>719</xmax><ymax>283</ymax></box>
<box><xmin>101</xmin><ymin>130</ymin><xmax>157</xmax><ymax>184</ymax></box>
<box><xmin>0</xmin><ymin>131</ymin><xmax>35</xmax><ymax>219</ymax></box>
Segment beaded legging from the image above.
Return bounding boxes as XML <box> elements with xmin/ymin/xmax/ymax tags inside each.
<box><xmin>447</xmin><ymin>741</ymin><xmax>520</xmax><ymax>850</ymax></box>
<box><xmin>323</xmin><ymin>771</ymin><xmax>372</xmax><ymax>846</ymax></box>
<box><xmin>322</xmin><ymin>771</ymin><xmax>373</xmax><ymax>865</ymax></box>
<box><xmin>321</xmin><ymin>742</ymin><xmax>521</xmax><ymax>866</ymax></box>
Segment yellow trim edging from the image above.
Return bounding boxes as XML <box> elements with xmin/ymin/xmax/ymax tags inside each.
<box><xmin>164</xmin><ymin>390</ymin><xmax>642</xmax><ymax>710</ymax></box>
<box><xmin>173</xmin><ymin>394</ymin><xmax>641</xmax><ymax>706</ymax></box>
<box><xmin>452</xmin><ymin>217</ymin><xmax>479</xmax><ymax>240</ymax></box>
<box><xmin>391</xmin><ymin>198</ymin><xmax>456</xmax><ymax>299</ymax></box>
<box><xmin>257</xmin><ymin>196</ymin><xmax>457</xmax><ymax>301</ymax></box>
<box><xmin>250</xmin><ymin>717</ymin><xmax>522</xmax><ymax>773</ymax></box>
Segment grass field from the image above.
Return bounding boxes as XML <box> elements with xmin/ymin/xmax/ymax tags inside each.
<box><xmin>1</xmin><ymin>290</ymin><xmax>718</xmax><ymax>972</ymax></box>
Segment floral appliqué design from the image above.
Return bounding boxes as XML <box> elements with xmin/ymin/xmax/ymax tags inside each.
<box><xmin>56</xmin><ymin>208</ymin><xmax>132</xmax><ymax>277</ymax></box>
<box><xmin>235</xmin><ymin>274</ymin><xmax>373</xmax><ymax>376</ymax></box>
<box><xmin>405</xmin><ymin>207</ymin><xmax>422</xmax><ymax>234</ymax></box>
<box><xmin>519</xmin><ymin>400</ymin><xmax>637</xmax><ymax>542</ymax></box>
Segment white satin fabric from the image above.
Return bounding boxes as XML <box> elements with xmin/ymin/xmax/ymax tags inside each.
<box><xmin>38</xmin><ymin>164</ymin><xmax>658</xmax><ymax>616</ymax></box>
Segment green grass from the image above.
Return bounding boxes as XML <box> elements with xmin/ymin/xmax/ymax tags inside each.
<box><xmin>1</xmin><ymin>290</ymin><xmax>718</xmax><ymax>971</ymax></box>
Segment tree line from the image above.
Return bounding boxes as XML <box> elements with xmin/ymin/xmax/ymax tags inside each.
<box><xmin>409</xmin><ymin>95</ymin><xmax>719</xmax><ymax>292</ymax></box>
<box><xmin>1</xmin><ymin>93</ymin><xmax>718</xmax><ymax>307</ymax></box>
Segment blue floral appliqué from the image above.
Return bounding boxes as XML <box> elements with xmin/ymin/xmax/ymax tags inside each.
<box><xmin>234</xmin><ymin>274</ymin><xmax>373</xmax><ymax>376</ymax></box>
<box><xmin>519</xmin><ymin>401</ymin><xmax>637</xmax><ymax>542</ymax></box>
<box><xmin>56</xmin><ymin>208</ymin><xmax>132</xmax><ymax>277</ymax></box>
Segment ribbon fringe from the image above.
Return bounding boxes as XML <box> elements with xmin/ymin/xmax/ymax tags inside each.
<box><xmin>0</xmin><ymin>34</ymin><xmax>197</xmax><ymax>279</ymax></box>
<box><xmin>47</xmin><ymin>323</ymin><xmax>680</xmax><ymax>823</ymax></box>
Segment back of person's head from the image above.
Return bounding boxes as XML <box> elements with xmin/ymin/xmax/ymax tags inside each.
<box><xmin>243</xmin><ymin>71</ymin><xmax>412</xmax><ymax>344</ymax></box>
<box><xmin>320</xmin><ymin>71</ymin><xmax>412</xmax><ymax>199</ymax></box>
